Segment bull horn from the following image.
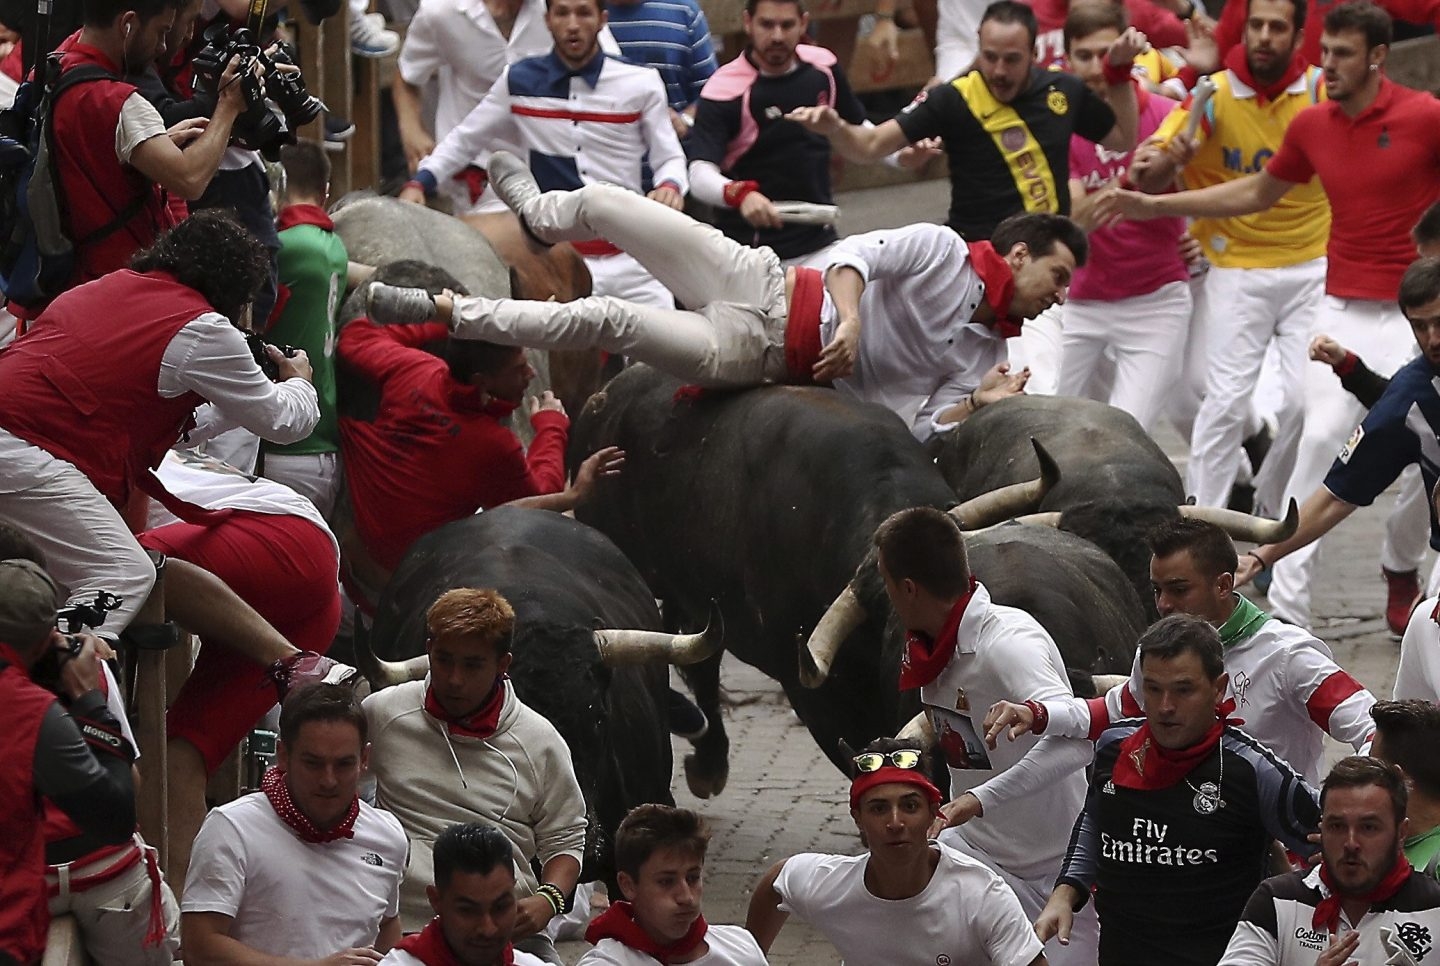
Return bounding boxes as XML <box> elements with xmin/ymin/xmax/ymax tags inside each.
<box><xmin>593</xmin><ymin>603</ymin><xmax>724</xmax><ymax>667</ymax></box>
<box><xmin>1177</xmin><ymin>497</ymin><xmax>1299</xmax><ymax>545</ymax></box>
<box><xmin>799</xmin><ymin>582</ymin><xmax>867</xmax><ymax>689</ymax></box>
<box><xmin>1092</xmin><ymin>674</ymin><xmax>1130</xmax><ymax>695</ymax></box>
<box><xmin>965</xmin><ymin>511</ymin><xmax>1065</xmax><ymax>536</ymax></box>
<box><xmin>353</xmin><ymin>624</ymin><xmax>431</xmax><ymax>690</ymax></box>
<box><xmin>895</xmin><ymin>711</ymin><xmax>937</xmax><ymax>750</ymax></box>
<box><xmin>949</xmin><ymin>438</ymin><xmax>1060</xmax><ymax>529</ymax></box>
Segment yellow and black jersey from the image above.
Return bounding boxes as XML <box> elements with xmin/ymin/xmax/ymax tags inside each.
<box><xmin>895</xmin><ymin>68</ymin><xmax>1115</xmax><ymax>240</ymax></box>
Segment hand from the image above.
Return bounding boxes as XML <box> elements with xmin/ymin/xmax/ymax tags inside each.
<box><xmin>215</xmin><ymin>54</ymin><xmax>249</xmax><ymax>116</ymax></box>
<box><xmin>273</xmin><ymin>346</ymin><xmax>314</xmax><ymax>383</ymax></box>
<box><xmin>512</xmin><ymin>895</ymin><xmax>557</xmax><ymax>938</ymax></box>
<box><xmin>739</xmin><ymin>191</ymin><xmax>783</xmax><ymax>230</ymax></box>
<box><xmin>1089</xmin><ymin>185</ymin><xmax>1157</xmax><ymax>228</ymax></box>
<box><xmin>569</xmin><ymin>445</ymin><xmax>626</xmax><ymax>506</ymax></box>
<box><xmin>1177</xmin><ymin>230</ymin><xmax>1204</xmax><ymax>268</ymax></box>
<box><xmin>1309</xmin><ymin>334</ymin><xmax>1348</xmax><ymax>366</ymax></box>
<box><xmin>896</xmin><ymin>137</ymin><xmax>943</xmax><ymax>170</ymax></box>
<box><xmin>1181</xmin><ymin>15</ymin><xmax>1219</xmax><ymax>73</ymax></box>
<box><xmin>973</xmin><ymin>362</ymin><xmax>1030</xmax><ymax>407</ymax></box>
<box><xmin>1316</xmin><ymin>929</ymin><xmax>1360</xmax><ymax>966</ymax></box>
<box><xmin>983</xmin><ymin>699</ymin><xmax>1037</xmax><ymax>749</ymax></box>
<box><xmin>311</xmin><ymin>948</ymin><xmax>384</xmax><ymax>966</ymax></box>
<box><xmin>864</xmin><ymin>16</ymin><xmax>900</xmax><ymax>72</ymax></box>
<box><xmin>400</xmin><ymin>123</ymin><xmax>437</xmax><ymax>175</ymax></box>
<box><xmin>528</xmin><ymin>390</ymin><xmax>567</xmax><ymax>420</ymax></box>
<box><xmin>55</xmin><ymin>632</ymin><xmax>104</xmax><ymax>700</ymax></box>
<box><xmin>1105</xmin><ymin>26</ymin><xmax>1148</xmax><ymax>69</ymax></box>
<box><xmin>927</xmin><ymin>791</ymin><xmax>983</xmax><ymax>837</ymax></box>
<box><xmin>166</xmin><ymin>117</ymin><xmax>208</xmax><ymax>148</ymax></box>
<box><xmin>813</xmin><ymin>317</ymin><xmax>859</xmax><ymax>383</ymax></box>
<box><xmin>647</xmin><ymin>185</ymin><xmax>685</xmax><ymax>210</ymax></box>
<box><xmin>1234</xmin><ymin>550</ymin><xmax>1265</xmax><ymax>588</ymax></box>
<box><xmin>669</xmin><ymin>107</ymin><xmax>693</xmax><ymax>140</ymax></box>
<box><xmin>1163</xmin><ymin>131</ymin><xmax>1199</xmax><ymax>169</ymax></box>
<box><xmin>398</xmin><ymin>184</ymin><xmax>427</xmax><ymax>205</ymax></box>
<box><xmin>1127</xmin><ymin>139</ymin><xmax>1169</xmax><ymax>184</ymax></box>
<box><xmin>785</xmin><ymin>105</ymin><xmax>843</xmax><ymax>136</ymax></box>
<box><xmin>1034</xmin><ymin>888</ymin><xmax>1078</xmax><ymax>946</ymax></box>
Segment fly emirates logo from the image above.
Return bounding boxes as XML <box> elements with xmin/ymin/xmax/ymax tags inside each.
<box><xmin>1101</xmin><ymin>818</ymin><xmax>1220</xmax><ymax>866</ymax></box>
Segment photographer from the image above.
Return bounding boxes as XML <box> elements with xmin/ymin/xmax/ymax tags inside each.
<box><xmin>0</xmin><ymin>556</ymin><xmax>139</xmax><ymax>966</ymax></box>
<box><xmin>0</xmin><ymin>210</ymin><xmax>319</xmax><ymax>638</ymax></box>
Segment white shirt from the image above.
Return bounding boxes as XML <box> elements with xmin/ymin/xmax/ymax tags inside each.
<box><xmin>1397</xmin><ymin>596</ymin><xmax>1440</xmax><ymax>703</ymax></box>
<box><xmin>774</xmin><ymin>844</ymin><xmax>1044</xmax><ymax>966</ymax></box>
<box><xmin>820</xmin><ymin>224</ymin><xmax>1007</xmax><ymax>441</ymax></box>
<box><xmin>181</xmin><ymin>792</ymin><xmax>408</xmax><ymax>958</ymax></box>
<box><xmin>380</xmin><ymin>944</ymin><xmax>547</xmax><ymax>966</ymax></box>
<box><xmin>922</xmin><ymin>581</ymin><xmax>1091</xmax><ymax>882</ymax></box>
<box><xmin>578</xmin><ymin>925</ymin><xmax>769</xmax><ymax>965</ymax></box>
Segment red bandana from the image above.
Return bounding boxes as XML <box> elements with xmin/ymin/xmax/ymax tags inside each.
<box><xmin>585</xmin><ymin>901</ymin><xmax>708</xmax><ymax>964</ymax></box>
<box><xmin>395</xmin><ymin>916</ymin><xmax>515</xmax><ymax>966</ymax></box>
<box><xmin>1313</xmin><ymin>854</ymin><xmax>1414</xmax><ymax>934</ymax></box>
<box><xmin>966</xmin><ymin>241</ymin><xmax>1021</xmax><ymax>338</ymax></box>
<box><xmin>260</xmin><ymin>766</ymin><xmax>359</xmax><ymax>843</ymax></box>
<box><xmin>849</xmin><ymin>766</ymin><xmax>944</xmax><ymax>811</ymax></box>
<box><xmin>276</xmin><ymin>203</ymin><xmax>335</xmax><ymax>232</ymax></box>
<box><xmin>424</xmin><ymin>676</ymin><xmax>507</xmax><ymax>738</ymax></box>
<box><xmin>1112</xmin><ymin>699</ymin><xmax>1241</xmax><ymax>791</ymax></box>
<box><xmin>1224</xmin><ymin>44</ymin><xmax>1306</xmax><ymax>106</ymax></box>
<box><xmin>0</xmin><ymin>641</ymin><xmax>26</xmax><ymax>669</ymax></box>
<box><xmin>898</xmin><ymin>577</ymin><xmax>979</xmax><ymax>691</ymax></box>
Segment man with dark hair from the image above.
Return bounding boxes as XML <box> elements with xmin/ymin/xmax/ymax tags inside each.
<box><xmin>1218</xmin><ymin>755</ymin><xmax>1440</xmax><ymax>964</ymax></box>
<box><xmin>987</xmin><ymin>517</ymin><xmax>1376</xmax><ymax>786</ymax></box>
<box><xmin>748</xmin><ymin>737</ymin><xmax>1046</xmax><ymax>965</ymax></box>
<box><xmin>0</xmin><ymin>210</ymin><xmax>318</xmax><ymax>637</ymax></box>
<box><xmin>869</xmin><ymin>506</ymin><xmax>1095</xmax><ymax>965</ymax></box>
<box><xmin>580</xmin><ymin>804</ymin><xmax>766</xmax><ymax>964</ymax></box>
<box><xmin>0</xmin><ymin>558</ymin><xmax>140</xmax><ymax>966</ymax></box>
<box><xmin>181</xmin><ymin>683</ymin><xmax>407</xmax><ymax>966</ymax></box>
<box><xmin>380</xmin><ymin>822</ymin><xmax>548</xmax><ymax>966</ymax></box>
<box><xmin>368</xmin><ymin>153</ymin><xmax>1082</xmax><ymax>441</ymax></box>
<box><xmin>1370</xmin><ymin>700</ymin><xmax>1440</xmax><ymax>878</ymax></box>
<box><xmin>1037</xmin><ymin>614</ymin><xmax>1320</xmax><ymax>966</ymax></box>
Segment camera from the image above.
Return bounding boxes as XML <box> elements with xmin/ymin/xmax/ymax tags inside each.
<box><xmin>191</xmin><ymin>24</ymin><xmax>326</xmax><ymax>158</ymax></box>
<box><xmin>30</xmin><ymin>591</ymin><xmax>121</xmax><ymax>695</ymax></box>
<box><xmin>247</xmin><ymin>333</ymin><xmax>299</xmax><ymax>380</ymax></box>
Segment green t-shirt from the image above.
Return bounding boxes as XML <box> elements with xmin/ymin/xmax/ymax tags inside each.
<box><xmin>263</xmin><ymin>221</ymin><xmax>347</xmax><ymax>456</ymax></box>
<box><xmin>1407</xmin><ymin>824</ymin><xmax>1440</xmax><ymax>879</ymax></box>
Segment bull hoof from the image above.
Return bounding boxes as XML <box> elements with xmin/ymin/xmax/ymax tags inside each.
<box><xmin>684</xmin><ymin>753</ymin><xmax>728</xmax><ymax>799</ymax></box>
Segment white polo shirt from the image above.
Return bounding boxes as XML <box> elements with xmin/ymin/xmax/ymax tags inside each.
<box><xmin>578</xmin><ymin>925</ymin><xmax>768</xmax><ymax>965</ymax></box>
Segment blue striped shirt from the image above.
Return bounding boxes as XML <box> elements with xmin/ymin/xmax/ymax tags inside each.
<box><xmin>604</xmin><ymin>0</ymin><xmax>718</xmax><ymax>112</ymax></box>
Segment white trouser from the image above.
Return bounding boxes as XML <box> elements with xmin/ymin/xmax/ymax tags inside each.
<box><xmin>452</xmin><ymin>183</ymin><xmax>790</xmax><ymax>387</ymax></box>
<box><xmin>1383</xmin><ymin>466</ymin><xmax>1430</xmax><ymax>575</ymax></box>
<box><xmin>261</xmin><ymin>451</ymin><xmax>342</xmax><ymax>521</ymax></box>
<box><xmin>0</xmin><ymin>431</ymin><xmax>154</xmax><ymax>633</ymax></box>
<box><xmin>1008</xmin><ymin>302</ymin><xmax>1066</xmax><ymax>397</ymax></box>
<box><xmin>1056</xmin><ymin>280</ymin><xmax>1193</xmax><ymax>433</ymax></box>
<box><xmin>201</xmin><ymin>427</ymin><xmax>260</xmax><ymax>475</ymax></box>
<box><xmin>940</xmin><ymin>827</ymin><xmax>1099</xmax><ymax>966</ymax></box>
<box><xmin>586</xmin><ymin>251</ymin><xmax>676</xmax><ymax>309</ymax></box>
<box><xmin>47</xmin><ymin>836</ymin><xmax>179</xmax><ymax>966</ymax></box>
<box><xmin>1186</xmin><ymin>259</ymin><xmax>1324</xmax><ymax>507</ymax></box>
<box><xmin>1268</xmin><ymin>295</ymin><xmax>1424</xmax><ymax>627</ymax></box>
<box><xmin>934</xmin><ymin>0</ymin><xmax>982</xmax><ymax>79</ymax></box>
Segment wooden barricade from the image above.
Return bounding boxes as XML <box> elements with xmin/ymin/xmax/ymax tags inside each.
<box><xmin>292</xmin><ymin>2</ymin><xmax>387</xmax><ymax>195</ymax></box>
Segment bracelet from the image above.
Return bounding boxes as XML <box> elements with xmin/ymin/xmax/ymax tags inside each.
<box><xmin>1102</xmin><ymin>60</ymin><xmax>1134</xmax><ymax>86</ymax></box>
<box><xmin>1245</xmin><ymin>550</ymin><xmax>1267</xmax><ymax>570</ymax></box>
<box><xmin>535</xmin><ymin>883</ymin><xmax>565</xmax><ymax>916</ymax></box>
<box><xmin>1023</xmin><ymin>699</ymin><xmax>1049</xmax><ymax>735</ymax></box>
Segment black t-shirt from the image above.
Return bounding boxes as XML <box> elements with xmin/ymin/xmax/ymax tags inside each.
<box><xmin>894</xmin><ymin>67</ymin><xmax>1115</xmax><ymax>240</ymax></box>
<box><xmin>688</xmin><ymin>53</ymin><xmax>865</xmax><ymax>260</ymax></box>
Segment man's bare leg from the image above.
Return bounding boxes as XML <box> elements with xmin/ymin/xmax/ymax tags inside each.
<box><xmin>165</xmin><ymin>736</ymin><xmax>208</xmax><ymax>896</ymax></box>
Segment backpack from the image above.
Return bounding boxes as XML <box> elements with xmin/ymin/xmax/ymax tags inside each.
<box><xmin>0</xmin><ymin>52</ymin><xmax>145</xmax><ymax>312</ymax></box>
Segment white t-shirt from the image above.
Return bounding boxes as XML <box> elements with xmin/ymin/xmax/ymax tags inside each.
<box><xmin>1397</xmin><ymin>597</ymin><xmax>1440</xmax><ymax>703</ymax></box>
<box><xmin>773</xmin><ymin>844</ymin><xmax>1044</xmax><ymax>966</ymax></box>
<box><xmin>182</xmin><ymin>792</ymin><xmax>408</xmax><ymax>957</ymax></box>
<box><xmin>578</xmin><ymin>924</ymin><xmax>768</xmax><ymax>965</ymax></box>
<box><xmin>380</xmin><ymin>943</ymin><xmax>547</xmax><ymax>966</ymax></box>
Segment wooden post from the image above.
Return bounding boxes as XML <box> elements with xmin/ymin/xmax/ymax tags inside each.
<box><xmin>132</xmin><ymin>558</ymin><xmax>170</xmax><ymax>867</ymax></box>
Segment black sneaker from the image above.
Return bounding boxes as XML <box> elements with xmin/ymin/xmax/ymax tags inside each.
<box><xmin>324</xmin><ymin>115</ymin><xmax>356</xmax><ymax>152</ymax></box>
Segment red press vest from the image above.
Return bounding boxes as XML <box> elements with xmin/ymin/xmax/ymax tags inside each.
<box><xmin>0</xmin><ymin>270</ymin><xmax>211</xmax><ymax>508</ymax></box>
<box><xmin>0</xmin><ymin>654</ymin><xmax>62</xmax><ymax>965</ymax></box>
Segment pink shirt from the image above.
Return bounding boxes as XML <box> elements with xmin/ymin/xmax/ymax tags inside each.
<box><xmin>1068</xmin><ymin>88</ymin><xmax>1188</xmax><ymax>302</ymax></box>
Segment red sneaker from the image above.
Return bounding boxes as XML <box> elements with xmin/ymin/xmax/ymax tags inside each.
<box><xmin>1383</xmin><ymin>568</ymin><xmax>1421</xmax><ymax>637</ymax></box>
<box><xmin>267</xmin><ymin>651</ymin><xmax>359</xmax><ymax>701</ymax></box>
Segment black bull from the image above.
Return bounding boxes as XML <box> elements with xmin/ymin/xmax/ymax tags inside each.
<box><xmin>569</xmin><ymin>366</ymin><xmax>1141</xmax><ymax>793</ymax></box>
<box><xmin>362</xmin><ymin>506</ymin><xmax>676</xmax><ymax>885</ymax></box>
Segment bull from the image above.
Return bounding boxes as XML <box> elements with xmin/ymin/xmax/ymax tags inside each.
<box><xmin>569</xmin><ymin>365</ymin><xmax>1142</xmax><ymax>793</ymax></box>
<box><xmin>931</xmin><ymin>395</ymin><xmax>1296</xmax><ymax>618</ymax></box>
<box><xmin>355</xmin><ymin>505</ymin><xmax>721</xmax><ymax>885</ymax></box>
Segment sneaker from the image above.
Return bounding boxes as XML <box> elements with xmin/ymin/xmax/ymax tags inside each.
<box><xmin>363</xmin><ymin>12</ymin><xmax>387</xmax><ymax>29</ymax></box>
<box><xmin>267</xmin><ymin>651</ymin><xmax>359</xmax><ymax>701</ymax></box>
<box><xmin>1383</xmin><ymin>567</ymin><xmax>1421</xmax><ymax>637</ymax></box>
<box><xmin>350</xmin><ymin>13</ymin><xmax>399</xmax><ymax>57</ymax></box>
<box><xmin>324</xmin><ymin>114</ymin><xmax>356</xmax><ymax>152</ymax></box>
<box><xmin>367</xmin><ymin>282</ymin><xmax>437</xmax><ymax>325</ymax></box>
<box><xmin>486</xmin><ymin>150</ymin><xmax>541</xmax><ymax>220</ymax></box>
<box><xmin>667</xmin><ymin>688</ymin><xmax>709</xmax><ymax>741</ymax></box>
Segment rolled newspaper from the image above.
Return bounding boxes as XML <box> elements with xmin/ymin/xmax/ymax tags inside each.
<box><xmin>1183</xmin><ymin>75</ymin><xmax>1218</xmax><ymax>141</ymax></box>
<box><xmin>773</xmin><ymin>201</ymin><xmax>841</xmax><ymax>227</ymax></box>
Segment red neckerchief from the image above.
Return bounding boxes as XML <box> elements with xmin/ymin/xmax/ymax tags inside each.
<box><xmin>276</xmin><ymin>203</ymin><xmax>335</xmax><ymax>232</ymax></box>
<box><xmin>1313</xmin><ymin>853</ymin><xmax>1414</xmax><ymax>934</ymax></box>
<box><xmin>424</xmin><ymin>675</ymin><xmax>507</xmax><ymax>738</ymax></box>
<box><xmin>260</xmin><ymin>765</ymin><xmax>359</xmax><ymax>843</ymax></box>
<box><xmin>966</xmin><ymin>241</ymin><xmax>1021</xmax><ymax>338</ymax></box>
<box><xmin>584</xmin><ymin>901</ymin><xmax>708</xmax><ymax>965</ymax></box>
<box><xmin>454</xmin><ymin>166</ymin><xmax>489</xmax><ymax>205</ymax></box>
<box><xmin>1225</xmin><ymin>44</ymin><xmax>1306</xmax><ymax>106</ymax></box>
<box><xmin>849</xmin><ymin>766</ymin><xmax>944</xmax><ymax>810</ymax></box>
<box><xmin>395</xmin><ymin>916</ymin><xmax>515</xmax><ymax>966</ymax></box>
<box><xmin>898</xmin><ymin>577</ymin><xmax>979</xmax><ymax>691</ymax></box>
<box><xmin>1112</xmin><ymin>699</ymin><xmax>1240</xmax><ymax>791</ymax></box>
<box><xmin>0</xmin><ymin>641</ymin><xmax>26</xmax><ymax>669</ymax></box>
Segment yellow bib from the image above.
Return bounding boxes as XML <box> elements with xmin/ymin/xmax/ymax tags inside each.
<box><xmin>953</xmin><ymin>71</ymin><xmax>1061</xmax><ymax>214</ymax></box>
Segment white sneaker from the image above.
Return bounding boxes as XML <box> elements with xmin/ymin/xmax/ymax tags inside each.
<box><xmin>350</xmin><ymin>14</ymin><xmax>399</xmax><ymax>57</ymax></box>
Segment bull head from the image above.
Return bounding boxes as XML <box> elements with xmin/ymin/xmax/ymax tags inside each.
<box><xmin>1177</xmin><ymin>497</ymin><xmax>1300</xmax><ymax>545</ymax></box>
<box><xmin>948</xmin><ymin>438</ymin><xmax>1060</xmax><ymax>530</ymax></box>
<box><xmin>593</xmin><ymin>603</ymin><xmax>725</xmax><ymax>667</ymax></box>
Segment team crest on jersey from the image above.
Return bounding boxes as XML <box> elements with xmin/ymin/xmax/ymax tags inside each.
<box><xmin>1192</xmin><ymin>781</ymin><xmax>1224</xmax><ymax>815</ymax></box>
<box><xmin>1047</xmin><ymin>89</ymin><xmax>1069</xmax><ymax>115</ymax></box>
<box><xmin>1103</xmin><ymin>780</ymin><xmax>1116</xmax><ymax>794</ymax></box>
<box><xmin>1338</xmin><ymin>424</ymin><xmax>1364</xmax><ymax>464</ymax></box>
<box><xmin>1395</xmin><ymin>921</ymin><xmax>1432</xmax><ymax>961</ymax></box>
<box><xmin>362</xmin><ymin>852</ymin><xmax>384</xmax><ymax>867</ymax></box>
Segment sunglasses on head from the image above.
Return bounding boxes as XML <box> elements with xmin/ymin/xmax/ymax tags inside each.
<box><xmin>852</xmin><ymin>749</ymin><xmax>923</xmax><ymax>773</ymax></box>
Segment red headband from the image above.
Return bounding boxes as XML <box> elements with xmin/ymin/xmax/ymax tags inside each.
<box><xmin>849</xmin><ymin>766</ymin><xmax>944</xmax><ymax>811</ymax></box>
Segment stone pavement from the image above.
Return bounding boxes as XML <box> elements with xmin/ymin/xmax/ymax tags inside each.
<box><xmin>557</xmin><ymin>178</ymin><xmax>1414</xmax><ymax>965</ymax></box>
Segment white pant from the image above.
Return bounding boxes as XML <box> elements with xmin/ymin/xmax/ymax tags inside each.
<box><xmin>201</xmin><ymin>427</ymin><xmax>260</xmax><ymax>475</ymax></box>
<box><xmin>261</xmin><ymin>451</ymin><xmax>342</xmax><ymax>520</ymax></box>
<box><xmin>934</xmin><ymin>0</ymin><xmax>982</xmax><ymax>79</ymax></box>
<box><xmin>1186</xmin><ymin>260</ymin><xmax>1323</xmax><ymax>508</ymax></box>
<box><xmin>1268</xmin><ymin>295</ymin><xmax>1426</xmax><ymax>627</ymax></box>
<box><xmin>586</xmin><ymin>250</ymin><xmax>676</xmax><ymax>309</ymax></box>
<box><xmin>47</xmin><ymin>837</ymin><xmax>180</xmax><ymax>966</ymax></box>
<box><xmin>1008</xmin><ymin>303</ymin><xmax>1066</xmax><ymax>397</ymax></box>
<box><xmin>940</xmin><ymin>827</ymin><xmax>1099</xmax><ymax>966</ymax></box>
<box><xmin>1056</xmin><ymin>280</ymin><xmax>1193</xmax><ymax>433</ymax></box>
<box><xmin>452</xmin><ymin>183</ymin><xmax>790</xmax><ymax>387</ymax></box>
